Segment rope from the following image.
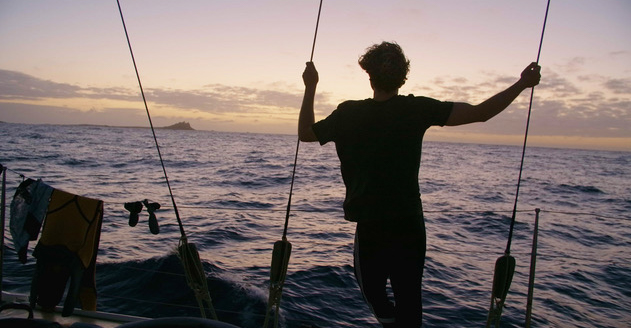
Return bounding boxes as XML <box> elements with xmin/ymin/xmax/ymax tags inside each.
<box><xmin>178</xmin><ymin>237</ymin><xmax>218</xmax><ymax>320</ymax></box>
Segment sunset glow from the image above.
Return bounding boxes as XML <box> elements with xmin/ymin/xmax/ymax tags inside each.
<box><xmin>1</xmin><ymin>0</ymin><xmax>629</xmax><ymax>151</ymax></box>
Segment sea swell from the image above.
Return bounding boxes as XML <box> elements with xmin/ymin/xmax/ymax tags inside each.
<box><xmin>1</xmin><ymin>123</ymin><xmax>630</xmax><ymax>327</ymax></box>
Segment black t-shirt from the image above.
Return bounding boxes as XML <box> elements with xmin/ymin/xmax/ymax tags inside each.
<box><xmin>312</xmin><ymin>94</ymin><xmax>453</xmax><ymax>222</ymax></box>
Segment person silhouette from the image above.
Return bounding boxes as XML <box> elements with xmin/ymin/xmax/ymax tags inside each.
<box><xmin>298</xmin><ymin>41</ymin><xmax>541</xmax><ymax>327</ymax></box>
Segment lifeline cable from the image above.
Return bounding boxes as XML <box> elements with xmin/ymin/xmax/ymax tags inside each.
<box><xmin>281</xmin><ymin>0</ymin><xmax>324</xmax><ymax>241</ymax></box>
<box><xmin>504</xmin><ymin>0</ymin><xmax>550</xmax><ymax>261</ymax></box>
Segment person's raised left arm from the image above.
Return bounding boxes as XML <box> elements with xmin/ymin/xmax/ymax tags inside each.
<box><xmin>445</xmin><ymin>62</ymin><xmax>541</xmax><ymax>126</ymax></box>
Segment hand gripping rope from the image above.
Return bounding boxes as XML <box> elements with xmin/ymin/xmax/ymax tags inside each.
<box><xmin>486</xmin><ymin>1</ymin><xmax>550</xmax><ymax>327</ymax></box>
<box><xmin>263</xmin><ymin>1</ymin><xmax>324</xmax><ymax>328</ymax></box>
<box><xmin>116</xmin><ymin>0</ymin><xmax>217</xmax><ymax>320</ymax></box>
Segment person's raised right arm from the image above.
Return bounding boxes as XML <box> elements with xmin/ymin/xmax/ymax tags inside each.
<box><xmin>298</xmin><ymin>62</ymin><xmax>319</xmax><ymax>142</ymax></box>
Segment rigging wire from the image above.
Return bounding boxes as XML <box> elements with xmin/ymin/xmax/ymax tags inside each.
<box><xmin>115</xmin><ymin>0</ymin><xmax>217</xmax><ymax>320</ymax></box>
<box><xmin>264</xmin><ymin>2</ymin><xmax>324</xmax><ymax>328</ymax></box>
<box><xmin>115</xmin><ymin>0</ymin><xmax>185</xmax><ymax>238</ymax></box>
<box><xmin>504</xmin><ymin>0</ymin><xmax>551</xmax><ymax>257</ymax></box>
<box><xmin>309</xmin><ymin>0</ymin><xmax>324</xmax><ymax>63</ymax></box>
<box><xmin>487</xmin><ymin>1</ymin><xmax>551</xmax><ymax>327</ymax></box>
<box><xmin>282</xmin><ymin>0</ymin><xmax>323</xmax><ymax>241</ymax></box>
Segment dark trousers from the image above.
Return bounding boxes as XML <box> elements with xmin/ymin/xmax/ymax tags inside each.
<box><xmin>354</xmin><ymin>216</ymin><xmax>426</xmax><ymax>328</ymax></box>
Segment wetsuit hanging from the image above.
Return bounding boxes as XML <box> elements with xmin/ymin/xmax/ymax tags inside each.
<box><xmin>30</xmin><ymin>188</ymin><xmax>103</xmax><ymax>316</ymax></box>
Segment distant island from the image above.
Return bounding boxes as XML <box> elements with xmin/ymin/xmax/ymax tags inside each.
<box><xmin>0</xmin><ymin>121</ymin><xmax>196</xmax><ymax>131</ymax></box>
<box><xmin>160</xmin><ymin>121</ymin><xmax>194</xmax><ymax>130</ymax></box>
<box><xmin>61</xmin><ymin>121</ymin><xmax>196</xmax><ymax>130</ymax></box>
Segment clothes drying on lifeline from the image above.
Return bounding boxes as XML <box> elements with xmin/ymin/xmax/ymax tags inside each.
<box><xmin>9</xmin><ymin>178</ymin><xmax>104</xmax><ymax>316</ymax></box>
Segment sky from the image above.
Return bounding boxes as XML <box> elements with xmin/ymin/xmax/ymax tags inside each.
<box><xmin>1</xmin><ymin>0</ymin><xmax>630</xmax><ymax>151</ymax></box>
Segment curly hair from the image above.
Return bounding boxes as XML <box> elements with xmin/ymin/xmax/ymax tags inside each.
<box><xmin>358</xmin><ymin>42</ymin><xmax>410</xmax><ymax>92</ymax></box>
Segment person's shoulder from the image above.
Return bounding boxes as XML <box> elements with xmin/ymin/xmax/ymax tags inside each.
<box><xmin>399</xmin><ymin>94</ymin><xmax>451</xmax><ymax>107</ymax></box>
<box><xmin>400</xmin><ymin>94</ymin><xmax>438</xmax><ymax>101</ymax></box>
<box><xmin>339</xmin><ymin>98</ymin><xmax>372</xmax><ymax>107</ymax></box>
<box><xmin>336</xmin><ymin>98</ymin><xmax>373</xmax><ymax>113</ymax></box>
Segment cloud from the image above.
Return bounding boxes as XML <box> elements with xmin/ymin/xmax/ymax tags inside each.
<box><xmin>1</xmin><ymin>68</ymin><xmax>629</xmax><ymax>145</ymax></box>
<box><xmin>603</xmin><ymin>78</ymin><xmax>631</xmax><ymax>94</ymax></box>
<box><xmin>537</xmin><ymin>71</ymin><xmax>582</xmax><ymax>97</ymax></box>
<box><xmin>0</xmin><ymin>69</ymin><xmax>340</xmax><ymax>134</ymax></box>
<box><xmin>0</xmin><ymin>69</ymin><xmax>334</xmax><ymax>117</ymax></box>
<box><xmin>0</xmin><ymin>70</ymin><xmax>83</xmax><ymax>100</ymax></box>
<box><xmin>557</xmin><ymin>56</ymin><xmax>586</xmax><ymax>74</ymax></box>
<box><xmin>150</xmin><ymin>84</ymin><xmax>304</xmax><ymax>114</ymax></box>
<box><xmin>0</xmin><ymin>69</ymin><xmax>140</xmax><ymax>102</ymax></box>
<box><xmin>406</xmin><ymin>66</ymin><xmax>630</xmax><ymax>140</ymax></box>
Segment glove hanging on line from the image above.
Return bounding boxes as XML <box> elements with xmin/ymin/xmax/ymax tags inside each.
<box><xmin>124</xmin><ymin>199</ymin><xmax>160</xmax><ymax>234</ymax></box>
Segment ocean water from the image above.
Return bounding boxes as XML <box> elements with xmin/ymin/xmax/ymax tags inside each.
<box><xmin>1</xmin><ymin>122</ymin><xmax>630</xmax><ymax>328</ymax></box>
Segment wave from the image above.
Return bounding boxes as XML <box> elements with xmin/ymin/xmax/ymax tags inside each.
<box><xmin>95</xmin><ymin>256</ymin><xmax>375</xmax><ymax>328</ymax></box>
<box><xmin>97</xmin><ymin>254</ymin><xmax>267</xmax><ymax>327</ymax></box>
